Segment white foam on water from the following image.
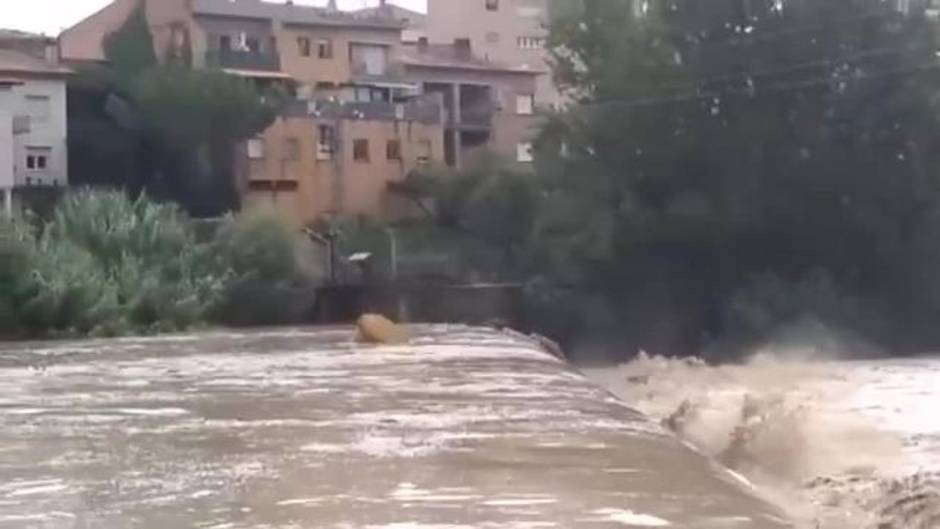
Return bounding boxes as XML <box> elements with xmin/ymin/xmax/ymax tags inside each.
<box><xmin>7</xmin><ymin>483</ymin><xmax>68</xmax><ymax>497</ymax></box>
<box><xmin>277</xmin><ymin>498</ymin><xmax>325</xmax><ymax>506</ymax></box>
<box><xmin>588</xmin><ymin>508</ymin><xmax>671</xmax><ymax>526</ymax></box>
<box><xmin>482</xmin><ymin>497</ymin><xmax>559</xmax><ymax>507</ymax></box>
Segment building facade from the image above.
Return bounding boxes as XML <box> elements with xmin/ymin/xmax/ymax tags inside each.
<box><xmin>60</xmin><ymin>0</ymin><xmax>445</xmax><ymax>226</ymax></box>
<box><xmin>401</xmin><ymin>39</ymin><xmax>540</xmax><ymax>170</ymax></box>
<box><xmin>425</xmin><ymin>0</ymin><xmax>557</xmax><ymax>106</ymax></box>
<box><xmin>0</xmin><ymin>32</ymin><xmax>70</xmax><ymax>217</ymax></box>
<box><xmin>241</xmin><ymin>98</ymin><xmax>443</xmax><ymax>226</ymax></box>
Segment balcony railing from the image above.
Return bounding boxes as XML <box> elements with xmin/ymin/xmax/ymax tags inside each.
<box><xmin>205</xmin><ymin>49</ymin><xmax>281</xmax><ymax>72</ymax></box>
<box><xmin>286</xmin><ymin>95</ymin><xmax>442</xmax><ymax>125</ymax></box>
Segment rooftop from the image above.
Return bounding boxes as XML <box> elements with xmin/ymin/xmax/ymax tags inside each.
<box><xmin>352</xmin><ymin>3</ymin><xmax>426</xmax><ymax>28</ymax></box>
<box><xmin>0</xmin><ymin>49</ymin><xmax>71</xmax><ymax>77</ymax></box>
<box><xmin>0</xmin><ymin>28</ymin><xmax>50</xmax><ymax>41</ymax></box>
<box><xmin>192</xmin><ymin>0</ymin><xmax>404</xmax><ymax>30</ymax></box>
<box><xmin>400</xmin><ymin>42</ymin><xmax>545</xmax><ymax>75</ymax></box>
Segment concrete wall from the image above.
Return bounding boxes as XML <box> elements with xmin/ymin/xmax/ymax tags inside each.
<box><xmin>1</xmin><ymin>78</ymin><xmax>69</xmax><ymax>188</ymax></box>
<box><xmin>426</xmin><ymin>0</ymin><xmax>557</xmax><ymax>104</ymax></box>
<box><xmin>242</xmin><ymin>114</ymin><xmax>444</xmax><ymax>226</ymax></box>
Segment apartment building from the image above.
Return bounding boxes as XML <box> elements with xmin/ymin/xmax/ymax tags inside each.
<box><xmin>60</xmin><ymin>0</ymin><xmax>444</xmax><ymax>225</ymax></box>
<box><xmin>243</xmin><ymin>98</ymin><xmax>443</xmax><ymax>225</ymax></box>
<box><xmin>0</xmin><ymin>31</ymin><xmax>70</xmax><ymax>217</ymax></box>
<box><xmin>426</xmin><ymin>0</ymin><xmax>557</xmax><ymax>106</ymax></box>
<box><xmin>401</xmin><ymin>38</ymin><xmax>540</xmax><ymax>170</ymax></box>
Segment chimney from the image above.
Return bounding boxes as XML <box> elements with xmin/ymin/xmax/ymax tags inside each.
<box><xmin>417</xmin><ymin>36</ymin><xmax>429</xmax><ymax>52</ymax></box>
<box><xmin>326</xmin><ymin>0</ymin><xmax>337</xmax><ymax>10</ymax></box>
<box><xmin>454</xmin><ymin>38</ymin><xmax>472</xmax><ymax>60</ymax></box>
<box><xmin>44</xmin><ymin>40</ymin><xmax>59</xmax><ymax>66</ymax></box>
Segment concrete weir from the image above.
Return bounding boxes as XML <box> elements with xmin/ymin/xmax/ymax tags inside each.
<box><xmin>0</xmin><ymin>326</ymin><xmax>790</xmax><ymax>528</ymax></box>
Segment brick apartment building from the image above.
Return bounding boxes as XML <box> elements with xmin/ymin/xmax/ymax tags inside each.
<box><xmin>59</xmin><ymin>0</ymin><xmax>544</xmax><ymax>225</ymax></box>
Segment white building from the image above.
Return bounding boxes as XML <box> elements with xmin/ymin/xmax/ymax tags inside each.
<box><xmin>0</xmin><ymin>35</ymin><xmax>70</xmax><ymax>217</ymax></box>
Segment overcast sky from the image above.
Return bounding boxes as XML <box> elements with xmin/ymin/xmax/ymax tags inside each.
<box><xmin>4</xmin><ymin>0</ymin><xmax>426</xmax><ymax>36</ymax></box>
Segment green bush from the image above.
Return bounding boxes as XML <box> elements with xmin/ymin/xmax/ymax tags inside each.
<box><xmin>10</xmin><ymin>190</ymin><xmax>227</xmax><ymax>336</ymax></box>
<box><xmin>212</xmin><ymin>210</ymin><xmax>316</xmax><ymax>326</ymax></box>
<box><xmin>0</xmin><ymin>219</ymin><xmax>33</xmax><ymax>335</ymax></box>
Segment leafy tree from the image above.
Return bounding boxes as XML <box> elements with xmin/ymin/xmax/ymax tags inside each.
<box><xmin>132</xmin><ymin>66</ymin><xmax>282</xmax><ymax>214</ymax></box>
<box><xmin>539</xmin><ymin>0</ymin><xmax>940</xmax><ymax>352</ymax></box>
<box><xmin>102</xmin><ymin>0</ymin><xmax>157</xmax><ymax>80</ymax></box>
<box><xmin>71</xmin><ymin>1</ymin><xmax>282</xmax><ymax>216</ymax></box>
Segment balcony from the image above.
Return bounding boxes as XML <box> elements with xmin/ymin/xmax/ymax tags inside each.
<box><xmin>457</xmin><ymin>104</ymin><xmax>495</xmax><ymax>128</ymax></box>
<box><xmin>205</xmin><ymin>49</ymin><xmax>281</xmax><ymax>72</ymax></box>
<box><xmin>293</xmin><ymin>95</ymin><xmax>442</xmax><ymax>125</ymax></box>
<box><xmin>350</xmin><ymin>61</ymin><xmax>406</xmax><ymax>81</ymax></box>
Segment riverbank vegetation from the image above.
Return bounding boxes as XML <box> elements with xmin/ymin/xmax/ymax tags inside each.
<box><xmin>397</xmin><ymin>0</ymin><xmax>940</xmax><ymax>356</ymax></box>
<box><xmin>0</xmin><ymin>191</ymin><xmax>314</xmax><ymax>339</ymax></box>
<box><xmin>18</xmin><ymin>0</ymin><xmax>940</xmax><ymax>357</ymax></box>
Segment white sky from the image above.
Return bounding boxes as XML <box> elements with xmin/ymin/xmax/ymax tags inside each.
<box><xmin>3</xmin><ymin>0</ymin><xmax>427</xmax><ymax>36</ymax></box>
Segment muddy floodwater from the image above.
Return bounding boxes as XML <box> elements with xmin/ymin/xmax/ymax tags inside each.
<box><xmin>0</xmin><ymin>326</ymin><xmax>788</xmax><ymax>528</ymax></box>
<box><xmin>581</xmin><ymin>352</ymin><xmax>940</xmax><ymax>528</ymax></box>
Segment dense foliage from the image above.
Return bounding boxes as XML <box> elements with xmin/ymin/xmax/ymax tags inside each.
<box><xmin>530</xmin><ymin>0</ymin><xmax>940</xmax><ymax>354</ymax></box>
<box><xmin>0</xmin><ymin>191</ymin><xmax>314</xmax><ymax>338</ymax></box>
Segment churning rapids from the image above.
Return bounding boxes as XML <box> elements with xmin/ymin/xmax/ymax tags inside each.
<box><xmin>582</xmin><ymin>341</ymin><xmax>940</xmax><ymax>529</ymax></box>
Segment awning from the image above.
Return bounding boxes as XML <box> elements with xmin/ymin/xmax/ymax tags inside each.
<box><xmin>222</xmin><ymin>68</ymin><xmax>294</xmax><ymax>80</ymax></box>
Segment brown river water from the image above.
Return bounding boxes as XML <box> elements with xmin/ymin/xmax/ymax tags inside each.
<box><xmin>0</xmin><ymin>326</ymin><xmax>788</xmax><ymax>529</ymax></box>
<box><xmin>0</xmin><ymin>325</ymin><xmax>936</xmax><ymax>528</ymax></box>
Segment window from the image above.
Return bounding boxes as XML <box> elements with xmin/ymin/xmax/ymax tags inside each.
<box><xmin>248</xmin><ymin>180</ymin><xmax>299</xmax><ymax>192</ymax></box>
<box><xmin>220</xmin><ymin>35</ymin><xmax>232</xmax><ymax>51</ymax></box>
<box><xmin>486</xmin><ymin>0</ymin><xmax>499</xmax><ymax>11</ymax></box>
<box><xmin>318</xmin><ymin>38</ymin><xmax>333</xmax><ymax>59</ymax></box>
<box><xmin>516</xmin><ymin>142</ymin><xmax>534</xmax><ymax>163</ymax></box>
<box><xmin>317</xmin><ymin>125</ymin><xmax>335</xmax><ymax>160</ymax></box>
<box><xmin>284</xmin><ymin>138</ymin><xmax>300</xmax><ymax>161</ymax></box>
<box><xmin>486</xmin><ymin>32</ymin><xmax>501</xmax><ymax>44</ymax></box>
<box><xmin>516</xmin><ymin>94</ymin><xmax>534</xmax><ymax>115</ymax></box>
<box><xmin>353</xmin><ymin>139</ymin><xmax>370</xmax><ymax>162</ymax></box>
<box><xmin>386</xmin><ymin>140</ymin><xmax>402</xmax><ymax>161</ymax></box>
<box><xmin>25</xmin><ymin>95</ymin><xmax>50</xmax><ymax>122</ymax></box>
<box><xmin>298</xmin><ymin>36</ymin><xmax>312</xmax><ymax>57</ymax></box>
<box><xmin>517</xmin><ymin>36</ymin><xmax>545</xmax><ymax>50</ymax></box>
<box><xmin>417</xmin><ymin>139</ymin><xmax>432</xmax><ymax>165</ymax></box>
<box><xmin>248</xmin><ymin>138</ymin><xmax>265</xmax><ymax>159</ymax></box>
<box><xmin>26</xmin><ymin>146</ymin><xmax>51</xmax><ymax>171</ymax></box>
<box><xmin>350</xmin><ymin>43</ymin><xmax>389</xmax><ymax>76</ymax></box>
